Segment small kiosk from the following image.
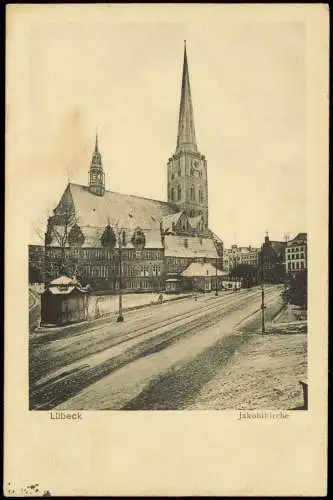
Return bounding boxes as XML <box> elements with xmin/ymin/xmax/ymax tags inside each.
<box><xmin>40</xmin><ymin>276</ymin><xmax>90</xmax><ymax>327</ymax></box>
<box><xmin>182</xmin><ymin>262</ymin><xmax>228</xmax><ymax>292</ymax></box>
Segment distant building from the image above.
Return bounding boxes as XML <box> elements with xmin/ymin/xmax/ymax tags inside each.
<box><xmin>223</xmin><ymin>244</ymin><xmax>260</xmax><ymax>273</ymax></box>
<box><xmin>258</xmin><ymin>233</ymin><xmax>286</xmax><ymax>283</ymax></box>
<box><xmin>285</xmin><ymin>233</ymin><xmax>307</xmax><ymax>275</ymax></box>
<box><xmin>29</xmin><ymin>43</ymin><xmax>224</xmax><ymax>292</ymax></box>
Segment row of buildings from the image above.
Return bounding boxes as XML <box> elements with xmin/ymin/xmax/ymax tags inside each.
<box><xmin>28</xmin><ymin>42</ymin><xmax>307</xmax><ymax>294</ymax></box>
<box><xmin>222</xmin><ymin>233</ymin><xmax>307</xmax><ymax>277</ymax></box>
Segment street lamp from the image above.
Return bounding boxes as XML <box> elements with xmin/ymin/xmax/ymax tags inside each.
<box><xmin>261</xmin><ymin>281</ymin><xmax>265</xmax><ymax>334</ymax></box>
<box><xmin>116</xmin><ymin>233</ymin><xmax>124</xmax><ymax>322</ymax></box>
<box><xmin>259</xmin><ymin>258</ymin><xmax>266</xmax><ymax>335</ymax></box>
<box><xmin>114</xmin><ymin>226</ymin><xmax>129</xmax><ymax>323</ymax></box>
<box><xmin>215</xmin><ymin>257</ymin><xmax>218</xmax><ymax>296</ymax></box>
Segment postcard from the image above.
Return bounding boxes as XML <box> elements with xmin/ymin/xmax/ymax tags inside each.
<box><xmin>5</xmin><ymin>3</ymin><xmax>328</xmax><ymax>496</ymax></box>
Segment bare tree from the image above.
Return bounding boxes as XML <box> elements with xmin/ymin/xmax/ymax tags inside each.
<box><xmin>45</xmin><ymin>201</ymin><xmax>81</xmax><ymax>279</ymax></box>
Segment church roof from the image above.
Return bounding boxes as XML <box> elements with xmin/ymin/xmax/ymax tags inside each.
<box><xmin>164</xmin><ymin>234</ymin><xmax>218</xmax><ymax>259</ymax></box>
<box><xmin>67</xmin><ymin>183</ymin><xmax>178</xmax><ymax>232</ymax></box>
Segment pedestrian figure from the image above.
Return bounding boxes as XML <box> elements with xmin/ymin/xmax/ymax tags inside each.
<box><xmin>158</xmin><ymin>293</ymin><xmax>163</xmax><ymax>304</ymax></box>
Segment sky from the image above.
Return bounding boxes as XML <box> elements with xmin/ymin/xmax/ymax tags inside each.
<box><xmin>8</xmin><ymin>6</ymin><xmax>306</xmax><ymax>248</ymax></box>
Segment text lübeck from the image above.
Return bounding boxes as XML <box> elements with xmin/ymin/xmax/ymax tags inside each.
<box><xmin>50</xmin><ymin>411</ymin><xmax>82</xmax><ymax>420</ymax></box>
<box><xmin>237</xmin><ymin>410</ymin><xmax>290</xmax><ymax>420</ymax></box>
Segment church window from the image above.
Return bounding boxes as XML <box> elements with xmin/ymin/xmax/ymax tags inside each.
<box><xmin>178</xmin><ymin>167</ymin><xmax>181</xmax><ymax>176</ymax></box>
<box><xmin>199</xmin><ymin>190</ymin><xmax>203</xmax><ymax>203</ymax></box>
<box><xmin>177</xmin><ymin>185</ymin><xmax>181</xmax><ymax>201</ymax></box>
<box><xmin>190</xmin><ymin>187</ymin><xmax>195</xmax><ymax>201</ymax></box>
<box><xmin>171</xmin><ymin>188</ymin><xmax>175</xmax><ymax>201</ymax></box>
<box><xmin>171</xmin><ymin>172</ymin><xmax>175</xmax><ymax>180</ymax></box>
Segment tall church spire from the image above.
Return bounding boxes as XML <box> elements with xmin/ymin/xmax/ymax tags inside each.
<box><xmin>167</xmin><ymin>42</ymin><xmax>209</xmax><ymax>231</ymax></box>
<box><xmin>176</xmin><ymin>41</ymin><xmax>197</xmax><ymax>153</ymax></box>
<box><xmin>95</xmin><ymin>130</ymin><xmax>99</xmax><ymax>153</ymax></box>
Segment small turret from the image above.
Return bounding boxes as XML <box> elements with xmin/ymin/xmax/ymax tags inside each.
<box><xmin>88</xmin><ymin>131</ymin><xmax>105</xmax><ymax>196</ymax></box>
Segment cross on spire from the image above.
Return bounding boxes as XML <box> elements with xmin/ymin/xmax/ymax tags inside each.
<box><xmin>176</xmin><ymin>41</ymin><xmax>197</xmax><ymax>153</ymax></box>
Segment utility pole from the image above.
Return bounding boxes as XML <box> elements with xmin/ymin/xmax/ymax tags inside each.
<box><xmin>259</xmin><ymin>246</ymin><xmax>266</xmax><ymax>334</ymax></box>
<box><xmin>261</xmin><ymin>282</ymin><xmax>265</xmax><ymax>334</ymax></box>
<box><xmin>215</xmin><ymin>257</ymin><xmax>218</xmax><ymax>296</ymax></box>
<box><xmin>117</xmin><ymin>231</ymin><xmax>124</xmax><ymax>322</ymax></box>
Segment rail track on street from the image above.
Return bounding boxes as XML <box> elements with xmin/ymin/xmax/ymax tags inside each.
<box><xmin>30</xmin><ymin>286</ymin><xmax>281</xmax><ymax>410</ymax></box>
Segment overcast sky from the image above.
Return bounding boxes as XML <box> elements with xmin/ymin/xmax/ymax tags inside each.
<box><xmin>8</xmin><ymin>6</ymin><xmax>306</xmax><ymax>248</ymax></box>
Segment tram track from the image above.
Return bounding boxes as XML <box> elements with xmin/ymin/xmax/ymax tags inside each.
<box><xmin>30</xmin><ymin>287</ymin><xmax>279</xmax><ymax>410</ymax></box>
<box><xmin>30</xmin><ymin>287</ymin><xmax>269</xmax><ymax>384</ymax></box>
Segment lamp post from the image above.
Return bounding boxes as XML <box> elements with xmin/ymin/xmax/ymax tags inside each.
<box><xmin>260</xmin><ymin>258</ymin><xmax>266</xmax><ymax>335</ymax></box>
<box><xmin>116</xmin><ymin>229</ymin><xmax>124</xmax><ymax>322</ymax></box>
<box><xmin>261</xmin><ymin>281</ymin><xmax>265</xmax><ymax>334</ymax></box>
<box><xmin>215</xmin><ymin>257</ymin><xmax>218</xmax><ymax>296</ymax></box>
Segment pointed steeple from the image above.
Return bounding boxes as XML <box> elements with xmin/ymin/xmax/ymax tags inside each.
<box><xmin>95</xmin><ymin>130</ymin><xmax>99</xmax><ymax>153</ymax></box>
<box><xmin>176</xmin><ymin>41</ymin><xmax>197</xmax><ymax>153</ymax></box>
<box><xmin>89</xmin><ymin>132</ymin><xmax>105</xmax><ymax>196</ymax></box>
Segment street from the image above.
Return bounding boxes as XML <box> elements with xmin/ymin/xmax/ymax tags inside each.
<box><xmin>30</xmin><ymin>286</ymin><xmax>283</xmax><ymax>410</ymax></box>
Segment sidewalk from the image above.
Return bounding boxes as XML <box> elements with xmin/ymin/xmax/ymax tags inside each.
<box><xmin>89</xmin><ymin>292</ymin><xmax>190</xmax><ymax>319</ymax></box>
<box><xmin>31</xmin><ymin>291</ymin><xmax>193</xmax><ymax>342</ymax></box>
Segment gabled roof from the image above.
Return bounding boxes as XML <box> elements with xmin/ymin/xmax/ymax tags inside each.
<box><xmin>287</xmin><ymin>232</ymin><xmax>307</xmax><ymax>246</ymax></box>
<box><xmin>161</xmin><ymin>211</ymin><xmax>183</xmax><ymax>233</ymax></box>
<box><xmin>164</xmin><ymin>234</ymin><xmax>218</xmax><ymax>259</ymax></box>
<box><xmin>182</xmin><ymin>262</ymin><xmax>227</xmax><ymax>277</ymax></box>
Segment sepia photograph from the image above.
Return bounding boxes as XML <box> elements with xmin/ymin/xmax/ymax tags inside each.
<box><xmin>27</xmin><ymin>18</ymin><xmax>308</xmax><ymax>412</ymax></box>
<box><xmin>5</xmin><ymin>4</ymin><xmax>328</xmax><ymax>497</ymax></box>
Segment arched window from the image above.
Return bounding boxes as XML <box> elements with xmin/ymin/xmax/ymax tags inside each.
<box><xmin>190</xmin><ymin>186</ymin><xmax>195</xmax><ymax>201</ymax></box>
<box><xmin>171</xmin><ymin>188</ymin><xmax>175</xmax><ymax>201</ymax></box>
<box><xmin>198</xmin><ymin>190</ymin><xmax>203</xmax><ymax>203</ymax></box>
<box><xmin>177</xmin><ymin>185</ymin><xmax>181</xmax><ymax>201</ymax></box>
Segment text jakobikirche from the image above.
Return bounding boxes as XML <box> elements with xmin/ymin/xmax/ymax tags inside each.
<box><xmin>237</xmin><ymin>411</ymin><xmax>290</xmax><ymax>420</ymax></box>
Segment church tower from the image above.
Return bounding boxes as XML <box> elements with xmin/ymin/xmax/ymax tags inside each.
<box><xmin>167</xmin><ymin>41</ymin><xmax>209</xmax><ymax>231</ymax></box>
<box><xmin>88</xmin><ymin>132</ymin><xmax>105</xmax><ymax>196</ymax></box>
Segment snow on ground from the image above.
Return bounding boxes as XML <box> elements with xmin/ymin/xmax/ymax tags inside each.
<box><xmin>187</xmin><ymin>331</ymin><xmax>307</xmax><ymax>410</ymax></box>
<box><xmin>89</xmin><ymin>292</ymin><xmax>188</xmax><ymax>318</ymax></box>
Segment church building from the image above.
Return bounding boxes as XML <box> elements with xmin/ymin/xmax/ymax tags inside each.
<box><xmin>31</xmin><ymin>42</ymin><xmax>224</xmax><ymax>292</ymax></box>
